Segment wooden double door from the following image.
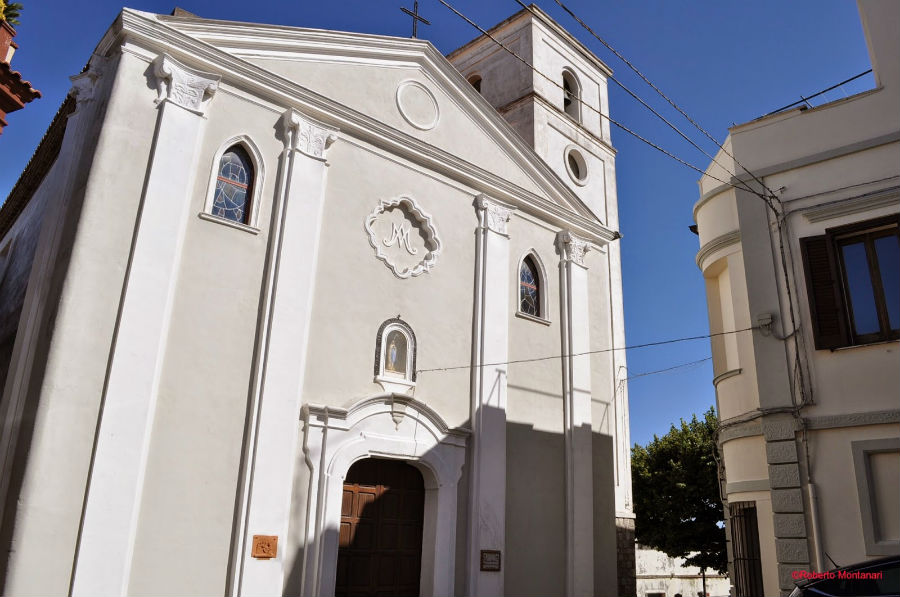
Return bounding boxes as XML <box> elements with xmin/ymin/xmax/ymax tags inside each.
<box><xmin>335</xmin><ymin>458</ymin><xmax>425</xmax><ymax>597</ymax></box>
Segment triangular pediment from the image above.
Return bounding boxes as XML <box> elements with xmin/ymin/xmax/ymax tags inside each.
<box><xmin>106</xmin><ymin>9</ymin><xmax>616</xmax><ymax>241</ymax></box>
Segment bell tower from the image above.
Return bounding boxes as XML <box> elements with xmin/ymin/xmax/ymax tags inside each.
<box><xmin>448</xmin><ymin>7</ymin><xmax>635</xmax><ymax>597</ymax></box>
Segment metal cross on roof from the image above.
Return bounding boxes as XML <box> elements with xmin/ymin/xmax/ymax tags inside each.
<box><xmin>400</xmin><ymin>1</ymin><xmax>431</xmax><ymax>38</ymax></box>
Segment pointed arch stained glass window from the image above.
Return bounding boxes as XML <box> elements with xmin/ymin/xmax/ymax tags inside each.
<box><xmin>520</xmin><ymin>256</ymin><xmax>540</xmax><ymax>317</ymax></box>
<box><xmin>213</xmin><ymin>146</ymin><xmax>253</xmax><ymax>224</ymax></box>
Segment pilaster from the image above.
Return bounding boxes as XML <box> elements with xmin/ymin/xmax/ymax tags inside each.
<box><xmin>467</xmin><ymin>195</ymin><xmax>513</xmax><ymax>597</ymax></box>
<box><xmin>234</xmin><ymin>109</ymin><xmax>337</xmax><ymax>596</ymax></box>
<box><xmin>0</xmin><ymin>56</ymin><xmax>112</xmax><ymax>595</ymax></box>
<box><xmin>556</xmin><ymin>230</ymin><xmax>595</xmax><ymax>596</ymax></box>
<box><xmin>0</xmin><ymin>56</ymin><xmax>104</xmax><ymax>526</ymax></box>
<box><xmin>72</xmin><ymin>54</ymin><xmax>220</xmax><ymax>596</ymax></box>
<box><xmin>762</xmin><ymin>414</ymin><xmax>813</xmax><ymax>593</ymax></box>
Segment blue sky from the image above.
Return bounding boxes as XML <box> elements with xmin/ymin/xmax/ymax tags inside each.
<box><xmin>0</xmin><ymin>1</ymin><xmax>875</xmax><ymax>446</ymax></box>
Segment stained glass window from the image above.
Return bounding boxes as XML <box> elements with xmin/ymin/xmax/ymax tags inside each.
<box><xmin>520</xmin><ymin>256</ymin><xmax>540</xmax><ymax>317</ymax></box>
<box><xmin>212</xmin><ymin>146</ymin><xmax>253</xmax><ymax>224</ymax></box>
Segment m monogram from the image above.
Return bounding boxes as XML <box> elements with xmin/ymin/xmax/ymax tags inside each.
<box><xmin>383</xmin><ymin>222</ymin><xmax>418</xmax><ymax>255</ymax></box>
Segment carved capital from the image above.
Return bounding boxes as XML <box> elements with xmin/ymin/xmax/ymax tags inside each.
<box><xmin>281</xmin><ymin>108</ymin><xmax>338</xmax><ymax>160</ymax></box>
<box><xmin>68</xmin><ymin>56</ymin><xmax>110</xmax><ymax>110</ymax></box>
<box><xmin>474</xmin><ymin>194</ymin><xmax>514</xmax><ymax>236</ymax></box>
<box><xmin>152</xmin><ymin>54</ymin><xmax>220</xmax><ymax>114</ymax></box>
<box><xmin>556</xmin><ymin>230</ymin><xmax>591</xmax><ymax>267</ymax></box>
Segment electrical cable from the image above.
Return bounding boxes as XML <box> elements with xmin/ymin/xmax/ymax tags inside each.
<box><xmin>536</xmin><ymin>1</ymin><xmax>828</xmax><ymax>433</ymax></box>
<box><xmin>434</xmin><ymin>2</ymin><xmax>824</xmax><ymax>474</ymax></box>
<box><xmin>434</xmin><ymin>0</ymin><xmax>754</xmax><ymax>194</ymax></box>
<box><xmin>549</xmin><ymin>0</ymin><xmax>783</xmax><ymax>204</ymax></box>
<box><xmin>622</xmin><ymin>356</ymin><xmax>711</xmax><ymax>382</ymax></box>
<box><xmin>416</xmin><ymin>326</ymin><xmax>756</xmax><ymax>374</ymax></box>
<box><xmin>782</xmin><ymin>176</ymin><xmax>899</xmax><ymax>207</ymax></box>
<box><xmin>763</xmin><ymin>69</ymin><xmax>873</xmax><ymax>117</ymax></box>
<box><xmin>532</xmin><ymin>0</ymin><xmax>888</xmax><ymax>516</ymax></box>
<box><xmin>510</xmin><ymin>0</ymin><xmax>763</xmax><ymax>201</ymax></box>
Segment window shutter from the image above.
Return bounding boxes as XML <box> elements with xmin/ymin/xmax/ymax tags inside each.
<box><xmin>801</xmin><ymin>235</ymin><xmax>848</xmax><ymax>349</ymax></box>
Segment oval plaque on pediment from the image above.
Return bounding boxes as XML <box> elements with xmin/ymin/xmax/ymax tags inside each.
<box><xmin>365</xmin><ymin>196</ymin><xmax>442</xmax><ymax>279</ymax></box>
<box><xmin>396</xmin><ymin>80</ymin><xmax>439</xmax><ymax>131</ymax></box>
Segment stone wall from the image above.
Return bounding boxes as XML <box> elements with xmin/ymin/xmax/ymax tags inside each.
<box><xmin>617</xmin><ymin>517</ymin><xmax>636</xmax><ymax>597</ymax></box>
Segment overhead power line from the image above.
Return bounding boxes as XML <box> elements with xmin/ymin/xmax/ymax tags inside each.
<box><xmin>549</xmin><ymin>0</ymin><xmax>782</xmax><ymax>204</ymax></box>
<box><xmin>434</xmin><ymin>0</ymin><xmax>751</xmax><ymax>194</ymax></box>
<box><xmin>510</xmin><ymin>0</ymin><xmax>763</xmax><ymax>202</ymax></box>
<box><xmin>623</xmin><ymin>356</ymin><xmax>711</xmax><ymax>382</ymax></box>
<box><xmin>763</xmin><ymin>69</ymin><xmax>873</xmax><ymax>117</ymax></box>
<box><xmin>502</xmin><ymin>1</ymin><xmax>815</xmax><ymax>421</ymax></box>
<box><xmin>416</xmin><ymin>326</ymin><xmax>756</xmax><ymax>374</ymax></box>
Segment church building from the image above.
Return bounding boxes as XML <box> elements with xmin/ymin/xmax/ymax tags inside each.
<box><xmin>0</xmin><ymin>5</ymin><xmax>634</xmax><ymax>595</ymax></box>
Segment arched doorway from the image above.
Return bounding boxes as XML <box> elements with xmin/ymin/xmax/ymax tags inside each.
<box><xmin>335</xmin><ymin>458</ymin><xmax>425</xmax><ymax>597</ymax></box>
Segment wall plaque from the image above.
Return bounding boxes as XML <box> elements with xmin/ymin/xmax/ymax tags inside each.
<box><xmin>480</xmin><ymin>549</ymin><xmax>501</xmax><ymax>572</ymax></box>
<box><xmin>396</xmin><ymin>80</ymin><xmax>440</xmax><ymax>131</ymax></box>
<box><xmin>251</xmin><ymin>534</ymin><xmax>278</xmax><ymax>559</ymax></box>
<box><xmin>365</xmin><ymin>195</ymin><xmax>442</xmax><ymax>278</ymax></box>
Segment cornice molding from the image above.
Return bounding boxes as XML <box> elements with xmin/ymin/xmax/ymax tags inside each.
<box><xmin>303</xmin><ymin>393</ymin><xmax>471</xmax><ymax>439</ymax></box>
<box><xmin>445</xmin><ymin>4</ymin><xmax>612</xmax><ymax>78</ymax></box>
<box><xmin>96</xmin><ymin>9</ymin><xmax>619</xmax><ymax>245</ymax></box>
<box><xmin>694</xmin><ymin>130</ymin><xmax>900</xmax><ymax>219</ymax></box>
<box><xmin>712</xmin><ymin>368</ymin><xmax>742</xmax><ymax>387</ymax></box>
<box><xmin>718</xmin><ymin>419</ymin><xmax>762</xmax><ymax>444</ymax></box>
<box><xmin>499</xmin><ymin>91</ymin><xmax>617</xmax><ymax>158</ymax></box>
<box><xmin>805</xmin><ymin>409</ymin><xmax>900</xmax><ymax>430</ymax></box>
<box><xmin>726</xmin><ymin>479</ymin><xmax>770</xmax><ymax>494</ymax></box>
<box><xmin>696</xmin><ymin>230</ymin><xmax>741</xmax><ymax>271</ymax></box>
<box><xmin>801</xmin><ymin>185</ymin><xmax>900</xmax><ymax>223</ymax></box>
<box><xmin>717</xmin><ymin>409</ymin><xmax>900</xmax><ymax>443</ymax></box>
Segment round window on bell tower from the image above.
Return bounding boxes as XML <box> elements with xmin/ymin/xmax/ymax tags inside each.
<box><xmin>565</xmin><ymin>147</ymin><xmax>588</xmax><ymax>185</ymax></box>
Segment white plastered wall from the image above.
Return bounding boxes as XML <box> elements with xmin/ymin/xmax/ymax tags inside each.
<box><xmin>810</xmin><ymin>425</ymin><xmax>900</xmax><ymax>564</ymax></box>
<box><xmin>128</xmin><ymin>84</ymin><xmax>284</xmax><ymax>594</ymax></box>
<box><xmin>0</xmin><ymin>51</ymin><xmax>159</xmax><ymax>595</ymax></box>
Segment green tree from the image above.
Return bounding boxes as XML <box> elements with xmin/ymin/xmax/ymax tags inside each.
<box><xmin>0</xmin><ymin>1</ymin><xmax>23</xmax><ymax>26</ymax></box>
<box><xmin>632</xmin><ymin>407</ymin><xmax>727</xmax><ymax>579</ymax></box>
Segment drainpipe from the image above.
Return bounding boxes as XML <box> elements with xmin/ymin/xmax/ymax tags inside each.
<box><xmin>808</xmin><ymin>483</ymin><xmax>825</xmax><ymax>571</ymax></box>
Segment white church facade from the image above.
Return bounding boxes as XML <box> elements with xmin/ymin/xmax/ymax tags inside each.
<box><xmin>0</xmin><ymin>6</ymin><xmax>634</xmax><ymax>596</ymax></box>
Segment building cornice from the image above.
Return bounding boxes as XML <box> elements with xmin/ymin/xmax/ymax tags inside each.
<box><xmin>498</xmin><ymin>91</ymin><xmax>617</xmax><ymax>157</ymax></box>
<box><xmin>445</xmin><ymin>4</ymin><xmax>613</xmax><ymax>78</ymax></box>
<box><xmin>695</xmin><ymin>230</ymin><xmax>740</xmax><ymax>271</ymax></box>
<box><xmin>303</xmin><ymin>393</ymin><xmax>471</xmax><ymax>440</ymax></box>
<box><xmin>805</xmin><ymin>410</ymin><xmax>900</xmax><ymax>430</ymax></box>
<box><xmin>95</xmin><ymin>9</ymin><xmax>619</xmax><ymax>245</ymax></box>
<box><xmin>694</xmin><ymin>131</ymin><xmax>900</xmax><ymax>220</ymax></box>
<box><xmin>799</xmin><ymin>185</ymin><xmax>900</xmax><ymax>222</ymax></box>
<box><xmin>717</xmin><ymin>409</ymin><xmax>900</xmax><ymax>444</ymax></box>
<box><xmin>712</xmin><ymin>368</ymin><xmax>742</xmax><ymax>387</ymax></box>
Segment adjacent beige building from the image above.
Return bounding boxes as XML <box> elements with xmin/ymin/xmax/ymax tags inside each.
<box><xmin>0</xmin><ymin>6</ymin><xmax>635</xmax><ymax>596</ymax></box>
<box><xmin>694</xmin><ymin>1</ymin><xmax>899</xmax><ymax>595</ymax></box>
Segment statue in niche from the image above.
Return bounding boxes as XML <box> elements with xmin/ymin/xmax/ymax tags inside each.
<box><xmin>384</xmin><ymin>330</ymin><xmax>408</xmax><ymax>376</ymax></box>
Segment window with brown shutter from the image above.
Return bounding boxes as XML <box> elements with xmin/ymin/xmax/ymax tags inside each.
<box><xmin>801</xmin><ymin>215</ymin><xmax>900</xmax><ymax>349</ymax></box>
